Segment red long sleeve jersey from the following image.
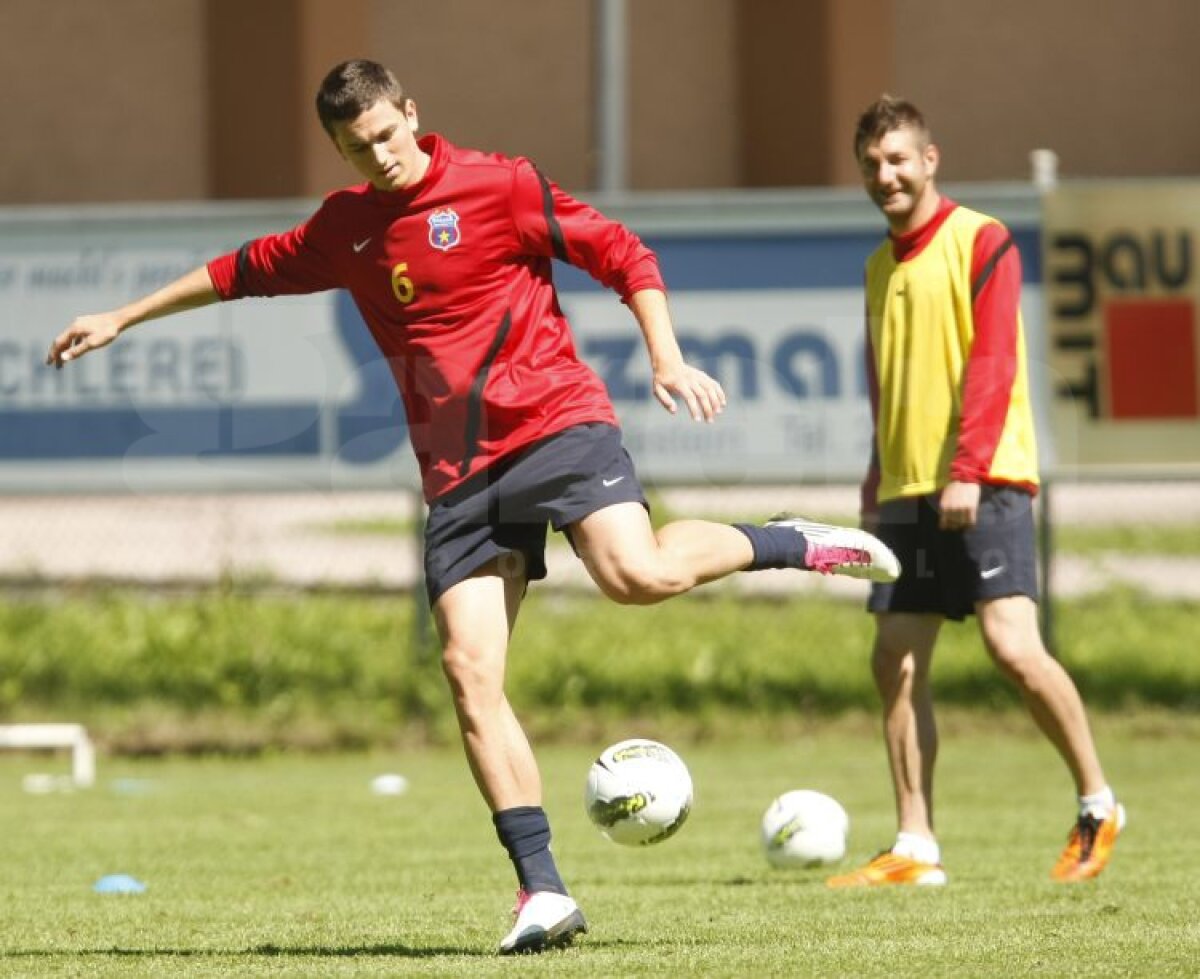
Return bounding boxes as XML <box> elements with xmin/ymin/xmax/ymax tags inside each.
<box><xmin>207</xmin><ymin>133</ymin><xmax>665</xmax><ymax>502</ymax></box>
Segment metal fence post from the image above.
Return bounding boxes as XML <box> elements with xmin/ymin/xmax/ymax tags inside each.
<box><xmin>1038</xmin><ymin>477</ymin><xmax>1056</xmax><ymax>654</ymax></box>
<box><xmin>410</xmin><ymin>486</ymin><xmax>436</xmax><ymax>661</ymax></box>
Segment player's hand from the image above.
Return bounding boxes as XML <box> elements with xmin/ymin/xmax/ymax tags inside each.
<box><xmin>938</xmin><ymin>480</ymin><xmax>981</xmax><ymax>531</ymax></box>
<box><xmin>652</xmin><ymin>363</ymin><xmax>727</xmax><ymax>422</ymax></box>
<box><xmin>46</xmin><ymin>313</ymin><xmax>123</xmax><ymax>368</ymax></box>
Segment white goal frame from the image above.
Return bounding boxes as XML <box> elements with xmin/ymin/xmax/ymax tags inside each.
<box><xmin>0</xmin><ymin>723</ymin><xmax>95</xmax><ymax>787</ymax></box>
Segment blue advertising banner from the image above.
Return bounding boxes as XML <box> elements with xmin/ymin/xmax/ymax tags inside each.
<box><xmin>0</xmin><ymin>192</ymin><xmax>1043</xmax><ymax>493</ymax></box>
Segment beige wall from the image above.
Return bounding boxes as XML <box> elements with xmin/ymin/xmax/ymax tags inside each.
<box><xmin>826</xmin><ymin>0</ymin><xmax>894</xmax><ymax>185</ymax></box>
<box><xmin>3</xmin><ymin>0</ymin><xmax>1199</xmax><ymax>205</ymax></box>
<box><xmin>893</xmin><ymin>0</ymin><xmax>1200</xmax><ymax>181</ymax></box>
<box><xmin>0</xmin><ymin>0</ymin><xmax>208</xmax><ymax>203</ymax></box>
<box><xmin>298</xmin><ymin>0</ymin><xmax>373</xmax><ymax>194</ymax></box>
<box><xmin>206</xmin><ymin>0</ymin><xmax>373</xmax><ymax>199</ymax></box>
<box><xmin>372</xmin><ymin>0</ymin><xmax>593</xmax><ymax>190</ymax></box>
<box><xmin>738</xmin><ymin>0</ymin><xmax>892</xmax><ymax>188</ymax></box>
<box><xmin>627</xmin><ymin>0</ymin><xmax>741</xmax><ymax>189</ymax></box>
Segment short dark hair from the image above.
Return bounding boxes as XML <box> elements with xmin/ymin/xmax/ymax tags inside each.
<box><xmin>853</xmin><ymin>95</ymin><xmax>930</xmax><ymax>161</ymax></box>
<box><xmin>315</xmin><ymin>59</ymin><xmax>409</xmax><ymax>137</ymax></box>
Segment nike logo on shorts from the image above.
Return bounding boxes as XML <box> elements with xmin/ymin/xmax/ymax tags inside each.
<box><xmin>980</xmin><ymin>565</ymin><xmax>1006</xmax><ymax>580</ymax></box>
<box><xmin>602</xmin><ymin>476</ymin><xmax>625</xmax><ymax>488</ymax></box>
<box><xmin>353</xmin><ymin>237</ymin><xmax>372</xmax><ymax>253</ymax></box>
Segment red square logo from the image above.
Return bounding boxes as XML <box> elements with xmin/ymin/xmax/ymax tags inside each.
<box><xmin>1105</xmin><ymin>299</ymin><xmax>1198</xmax><ymax>419</ymax></box>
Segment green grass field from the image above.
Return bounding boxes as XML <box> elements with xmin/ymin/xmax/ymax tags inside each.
<box><xmin>3</xmin><ymin>586</ymin><xmax>1198</xmax><ymax>754</ymax></box>
<box><xmin>3</xmin><ymin>508</ymin><xmax>1197</xmax><ymax>974</ymax></box>
<box><xmin>2</xmin><ymin>719</ymin><xmax>1197</xmax><ymax>977</ymax></box>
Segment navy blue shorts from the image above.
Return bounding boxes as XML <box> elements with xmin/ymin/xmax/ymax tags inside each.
<box><xmin>867</xmin><ymin>486</ymin><xmax>1040</xmax><ymax>621</ymax></box>
<box><xmin>423</xmin><ymin>423</ymin><xmax>647</xmax><ymax>605</ymax></box>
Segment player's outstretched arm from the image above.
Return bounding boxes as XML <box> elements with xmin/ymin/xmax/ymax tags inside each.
<box><xmin>628</xmin><ymin>289</ymin><xmax>726</xmax><ymax>422</ymax></box>
<box><xmin>46</xmin><ymin>265</ymin><xmax>220</xmax><ymax>368</ymax></box>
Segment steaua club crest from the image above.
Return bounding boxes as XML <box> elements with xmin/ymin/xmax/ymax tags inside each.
<box><xmin>427</xmin><ymin>208</ymin><xmax>461</xmax><ymax>252</ymax></box>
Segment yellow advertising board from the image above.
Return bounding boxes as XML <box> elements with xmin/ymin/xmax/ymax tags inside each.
<box><xmin>1043</xmin><ymin>182</ymin><xmax>1200</xmax><ymax>473</ymax></box>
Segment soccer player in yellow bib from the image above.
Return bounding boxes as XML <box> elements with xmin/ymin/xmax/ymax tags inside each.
<box><xmin>827</xmin><ymin>96</ymin><xmax>1123</xmax><ymax>888</ymax></box>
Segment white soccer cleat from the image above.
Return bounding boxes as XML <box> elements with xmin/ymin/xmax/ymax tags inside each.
<box><xmin>498</xmin><ymin>890</ymin><xmax>588</xmax><ymax>955</ymax></box>
<box><xmin>767</xmin><ymin>515</ymin><xmax>901</xmax><ymax>583</ymax></box>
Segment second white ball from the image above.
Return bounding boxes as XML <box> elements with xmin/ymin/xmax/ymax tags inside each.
<box><xmin>761</xmin><ymin>789</ymin><xmax>849</xmax><ymax>867</ymax></box>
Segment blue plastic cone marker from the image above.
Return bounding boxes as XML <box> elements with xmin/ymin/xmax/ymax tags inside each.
<box><xmin>93</xmin><ymin>874</ymin><xmax>147</xmax><ymax>894</ymax></box>
<box><xmin>109</xmin><ymin>778</ymin><xmax>156</xmax><ymax>796</ymax></box>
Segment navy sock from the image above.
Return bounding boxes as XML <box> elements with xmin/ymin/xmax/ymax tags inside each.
<box><xmin>733</xmin><ymin>523</ymin><xmax>809</xmax><ymax>570</ymax></box>
<box><xmin>493</xmin><ymin>806</ymin><xmax>568</xmax><ymax>896</ymax></box>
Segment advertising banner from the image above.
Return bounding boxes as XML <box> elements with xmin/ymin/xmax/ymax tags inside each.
<box><xmin>1</xmin><ymin>198</ymin><xmax>1043</xmax><ymax>493</ymax></box>
<box><xmin>1043</xmin><ymin>182</ymin><xmax>1200</xmax><ymax>473</ymax></box>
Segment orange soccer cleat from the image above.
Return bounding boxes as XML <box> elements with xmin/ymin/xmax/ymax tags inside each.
<box><xmin>826</xmin><ymin>850</ymin><xmax>947</xmax><ymax>888</ymax></box>
<box><xmin>1050</xmin><ymin>804</ymin><xmax>1126</xmax><ymax>882</ymax></box>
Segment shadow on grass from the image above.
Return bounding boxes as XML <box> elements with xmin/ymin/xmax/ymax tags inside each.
<box><xmin>2</xmin><ymin>942</ymin><xmax>489</xmax><ymax>960</ymax></box>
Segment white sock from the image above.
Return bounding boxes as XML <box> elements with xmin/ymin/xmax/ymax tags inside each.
<box><xmin>1079</xmin><ymin>785</ymin><xmax>1116</xmax><ymax>820</ymax></box>
<box><xmin>892</xmin><ymin>831</ymin><xmax>940</xmax><ymax>865</ymax></box>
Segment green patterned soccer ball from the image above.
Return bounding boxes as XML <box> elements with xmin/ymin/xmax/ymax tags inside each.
<box><xmin>585</xmin><ymin>739</ymin><xmax>693</xmax><ymax>846</ymax></box>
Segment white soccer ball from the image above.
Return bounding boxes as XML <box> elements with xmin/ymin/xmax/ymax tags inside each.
<box><xmin>584</xmin><ymin>738</ymin><xmax>693</xmax><ymax>846</ymax></box>
<box><xmin>760</xmin><ymin>789</ymin><xmax>849</xmax><ymax>868</ymax></box>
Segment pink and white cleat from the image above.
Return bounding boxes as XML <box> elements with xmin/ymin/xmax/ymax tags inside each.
<box><xmin>498</xmin><ymin>890</ymin><xmax>588</xmax><ymax>955</ymax></box>
<box><xmin>767</xmin><ymin>515</ymin><xmax>901</xmax><ymax>583</ymax></box>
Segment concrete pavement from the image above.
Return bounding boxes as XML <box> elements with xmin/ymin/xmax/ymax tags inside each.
<box><xmin>2</xmin><ymin>482</ymin><xmax>1198</xmax><ymax>599</ymax></box>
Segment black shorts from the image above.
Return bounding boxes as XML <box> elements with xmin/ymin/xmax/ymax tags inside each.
<box><xmin>867</xmin><ymin>486</ymin><xmax>1039</xmax><ymax>621</ymax></box>
<box><xmin>423</xmin><ymin>423</ymin><xmax>647</xmax><ymax>605</ymax></box>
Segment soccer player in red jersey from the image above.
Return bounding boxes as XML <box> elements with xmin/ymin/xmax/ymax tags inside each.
<box><xmin>48</xmin><ymin>60</ymin><xmax>899</xmax><ymax>952</ymax></box>
<box><xmin>827</xmin><ymin>96</ymin><xmax>1123</xmax><ymax>890</ymax></box>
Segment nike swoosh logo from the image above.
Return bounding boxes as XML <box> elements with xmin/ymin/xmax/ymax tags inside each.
<box><xmin>980</xmin><ymin>566</ymin><xmax>1006</xmax><ymax>580</ymax></box>
<box><xmin>352</xmin><ymin>238</ymin><xmax>372</xmax><ymax>253</ymax></box>
<box><xmin>602</xmin><ymin>476</ymin><xmax>625</xmax><ymax>487</ymax></box>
